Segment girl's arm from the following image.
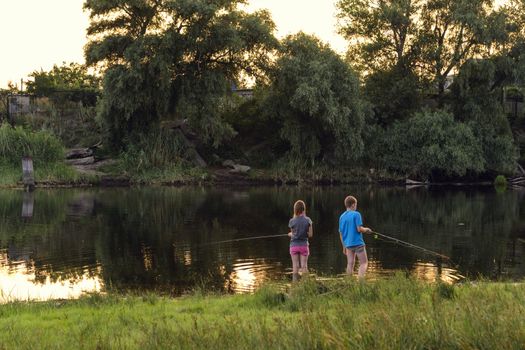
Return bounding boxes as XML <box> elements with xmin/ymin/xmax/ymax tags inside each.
<box><xmin>308</xmin><ymin>225</ymin><xmax>313</xmax><ymax>238</ymax></box>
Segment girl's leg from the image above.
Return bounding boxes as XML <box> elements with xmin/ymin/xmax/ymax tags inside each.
<box><xmin>291</xmin><ymin>253</ymin><xmax>301</xmax><ymax>281</ymax></box>
<box><xmin>345</xmin><ymin>249</ymin><xmax>356</xmax><ymax>275</ymax></box>
<box><xmin>299</xmin><ymin>254</ymin><xmax>308</xmax><ymax>274</ymax></box>
<box><xmin>356</xmin><ymin>248</ymin><xmax>368</xmax><ymax>280</ymax></box>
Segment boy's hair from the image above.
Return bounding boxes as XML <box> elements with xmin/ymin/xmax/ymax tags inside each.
<box><xmin>293</xmin><ymin>200</ymin><xmax>306</xmax><ymax>217</ymax></box>
<box><xmin>344</xmin><ymin>196</ymin><xmax>357</xmax><ymax>208</ymax></box>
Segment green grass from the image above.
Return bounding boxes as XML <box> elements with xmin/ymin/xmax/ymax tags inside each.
<box><xmin>0</xmin><ymin>123</ymin><xmax>64</xmax><ymax>166</ymax></box>
<box><xmin>0</xmin><ymin>275</ymin><xmax>523</xmax><ymax>349</ymax></box>
<box><xmin>98</xmin><ymin>159</ymin><xmax>210</xmax><ymax>184</ymax></box>
<box><xmin>0</xmin><ymin>162</ymin><xmax>95</xmax><ymax>187</ymax></box>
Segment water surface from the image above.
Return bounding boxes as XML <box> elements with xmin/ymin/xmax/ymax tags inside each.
<box><xmin>0</xmin><ymin>186</ymin><xmax>524</xmax><ymax>302</ymax></box>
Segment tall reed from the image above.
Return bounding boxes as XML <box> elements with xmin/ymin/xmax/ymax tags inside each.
<box><xmin>0</xmin><ymin>123</ymin><xmax>64</xmax><ymax>165</ymax></box>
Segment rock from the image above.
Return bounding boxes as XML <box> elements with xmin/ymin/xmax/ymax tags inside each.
<box><xmin>229</xmin><ymin>164</ymin><xmax>251</xmax><ymax>174</ymax></box>
<box><xmin>222</xmin><ymin>159</ymin><xmax>236</xmax><ymax>168</ymax></box>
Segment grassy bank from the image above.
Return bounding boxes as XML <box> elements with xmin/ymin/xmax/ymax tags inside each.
<box><xmin>0</xmin><ymin>275</ymin><xmax>523</xmax><ymax>349</ymax></box>
<box><xmin>0</xmin><ymin>162</ymin><xmax>94</xmax><ymax>187</ymax></box>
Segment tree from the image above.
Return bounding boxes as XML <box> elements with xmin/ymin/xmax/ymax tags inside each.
<box><xmin>337</xmin><ymin>0</ymin><xmax>509</xmax><ymax>103</ymax></box>
<box><xmin>84</xmin><ymin>0</ymin><xmax>277</xmax><ymax>149</ymax></box>
<box><xmin>381</xmin><ymin>110</ymin><xmax>485</xmax><ymax>179</ymax></box>
<box><xmin>336</xmin><ymin>0</ymin><xmax>423</xmax><ymax>124</ymax></box>
<box><xmin>417</xmin><ymin>0</ymin><xmax>508</xmax><ymax>102</ymax></box>
<box><xmin>25</xmin><ymin>62</ymin><xmax>100</xmax><ymax>105</ymax></box>
<box><xmin>336</xmin><ymin>0</ymin><xmax>422</xmax><ymax>72</ymax></box>
<box><xmin>450</xmin><ymin>58</ymin><xmax>518</xmax><ymax>173</ymax></box>
<box><xmin>263</xmin><ymin>33</ymin><xmax>364</xmax><ymax>164</ymax></box>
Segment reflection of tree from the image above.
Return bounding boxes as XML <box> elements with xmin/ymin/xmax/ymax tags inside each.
<box><xmin>0</xmin><ymin>189</ymin><xmax>101</xmax><ymax>284</ymax></box>
<box><xmin>0</xmin><ymin>186</ymin><xmax>524</xmax><ymax>296</ymax></box>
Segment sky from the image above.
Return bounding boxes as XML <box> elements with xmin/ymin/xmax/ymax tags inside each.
<box><xmin>0</xmin><ymin>0</ymin><xmax>346</xmax><ymax>88</ymax></box>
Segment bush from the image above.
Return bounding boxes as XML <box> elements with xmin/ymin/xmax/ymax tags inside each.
<box><xmin>120</xmin><ymin>128</ymin><xmax>188</xmax><ymax>173</ymax></box>
<box><xmin>381</xmin><ymin>110</ymin><xmax>485</xmax><ymax>178</ymax></box>
<box><xmin>0</xmin><ymin>123</ymin><xmax>64</xmax><ymax>166</ymax></box>
<box><xmin>494</xmin><ymin>175</ymin><xmax>507</xmax><ymax>187</ymax></box>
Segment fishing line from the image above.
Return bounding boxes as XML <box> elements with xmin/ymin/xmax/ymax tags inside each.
<box><xmin>202</xmin><ymin>233</ymin><xmax>289</xmax><ymax>246</ymax></box>
<box><xmin>370</xmin><ymin>230</ymin><xmax>452</xmax><ymax>261</ymax></box>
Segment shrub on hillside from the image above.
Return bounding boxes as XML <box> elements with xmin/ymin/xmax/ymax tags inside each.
<box><xmin>381</xmin><ymin>110</ymin><xmax>485</xmax><ymax>179</ymax></box>
<box><xmin>0</xmin><ymin>123</ymin><xmax>64</xmax><ymax>166</ymax></box>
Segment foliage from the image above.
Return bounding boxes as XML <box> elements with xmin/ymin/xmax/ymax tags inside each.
<box><xmin>264</xmin><ymin>33</ymin><xmax>364</xmax><ymax>164</ymax></box>
<box><xmin>381</xmin><ymin>110</ymin><xmax>485</xmax><ymax>178</ymax></box>
<box><xmin>338</xmin><ymin>0</ymin><xmax>509</xmax><ymax>103</ymax></box>
<box><xmin>84</xmin><ymin>0</ymin><xmax>278</xmax><ymax>150</ymax></box>
<box><xmin>336</xmin><ymin>0</ymin><xmax>422</xmax><ymax>72</ymax></box>
<box><xmin>451</xmin><ymin>58</ymin><xmax>518</xmax><ymax>173</ymax></box>
<box><xmin>120</xmin><ymin>128</ymin><xmax>188</xmax><ymax>172</ymax></box>
<box><xmin>363</xmin><ymin>66</ymin><xmax>422</xmax><ymax>125</ymax></box>
<box><xmin>494</xmin><ymin>174</ymin><xmax>507</xmax><ymax>187</ymax></box>
<box><xmin>0</xmin><ymin>277</ymin><xmax>524</xmax><ymax>348</ymax></box>
<box><xmin>25</xmin><ymin>62</ymin><xmax>100</xmax><ymax>106</ymax></box>
<box><xmin>220</xmin><ymin>89</ymin><xmax>287</xmax><ymax>166</ymax></box>
<box><xmin>0</xmin><ymin>123</ymin><xmax>64</xmax><ymax>166</ymax></box>
<box><xmin>417</xmin><ymin>0</ymin><xmax>508</xmax><ymax>99</ymax></box>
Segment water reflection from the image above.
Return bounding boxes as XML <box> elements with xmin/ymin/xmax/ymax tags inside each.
<box><xmin>226</xmin><ymin>259</ymin><xmax>277</xmax><ymax>292</ymax></box>
<box><xmin>0</xmin><ymin>251</ymin><xmax>103</xmax><ymax>303</ymax></box>
<box><xmin>0</xmin><ymin>186</ymin><xmax>523</xmax><ymax>302</ymax></box>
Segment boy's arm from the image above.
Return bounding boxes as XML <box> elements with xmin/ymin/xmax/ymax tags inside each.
<box><xmin>339</xmin><ymin>232</ymin><xmax>346</xmax><ymax>254</ymax></box>
<box><xmin>358</xmin><ymin>226</ymin><xmax>372</xmax><ymax>233</ymax></box>
<box><xmin>356</xmin><ymin>213</ymin><xmax>371</xmax><ymax>233</ymax></box>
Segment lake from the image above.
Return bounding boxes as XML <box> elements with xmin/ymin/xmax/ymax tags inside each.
<box><xmin>0</xmin><ymin>186</ymin><xmax>524</xmax><ymax>302</ymax></box>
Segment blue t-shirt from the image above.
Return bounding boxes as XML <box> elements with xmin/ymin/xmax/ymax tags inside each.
<box><xmin>339</xmin><ymin>210</ymin><xmax>364</xmax><ymax>248</ymax></box>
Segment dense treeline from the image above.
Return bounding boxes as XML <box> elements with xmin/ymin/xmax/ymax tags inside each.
<box><xmin>6</xmin><ymin>0</ymin><xmax>525</xmax><ymax>181</ymax></box>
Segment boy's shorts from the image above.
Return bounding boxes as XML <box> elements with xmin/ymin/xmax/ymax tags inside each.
<box><xmin>346</xmin><ymin>244</ymin><xmax>366</xmax><ymax>253</ymax></box>
<box><xmin>290</xmin><ymin>245</ymin><xmax>309</xmax><ymax>256</ymax></box>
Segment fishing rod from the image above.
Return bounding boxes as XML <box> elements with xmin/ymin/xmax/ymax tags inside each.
<box><xmin>370</xmin><ymin>230</ymin><xmax>451</xmax><ymax>261</ymax></box>
<box><xmin>203</xmin><ymin>233</ymin><xmax>289</xmax><ymax>246</ymax></box>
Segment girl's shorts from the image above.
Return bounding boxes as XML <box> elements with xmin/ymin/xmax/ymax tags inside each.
<box><xmin>290</xmin><ymin>245</ymin><xmax>309</xmax><ymax>256</ymax></box>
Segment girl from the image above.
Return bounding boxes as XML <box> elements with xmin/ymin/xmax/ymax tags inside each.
<box><xmin>288</xmin><ymin>200</ymin><xmax>313</xmax><ymax>281</ymax></box>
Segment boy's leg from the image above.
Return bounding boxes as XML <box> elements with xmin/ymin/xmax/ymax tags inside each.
<box><xmin>345</xmin><ymin>248</ymin><xmax>356</xmax><ymax>275</ymax></box>
<box><xmin>356</xmin><ymin>247</ymin><xmax>368</xmax><ymax>280</ymax></box>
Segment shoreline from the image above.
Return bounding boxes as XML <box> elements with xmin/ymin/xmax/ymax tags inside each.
<box><xmin>0</xmin><ymin>167</ymin><xmax>502</xmax><ymax>189</ymax></box>
<box><xmin>0</xmin><ymin>276</ymin><xmax>523</xmax><ymax>348</ymax></box>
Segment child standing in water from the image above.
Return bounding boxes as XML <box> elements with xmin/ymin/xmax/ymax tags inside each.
<box><xmin>339</xmin><ymin>195</ymin><xmax>372</xmax><ymax>280</ymax></box>
<box><xmin>288</xmin><ymin>200</ymin><xmax>313</xmax><ymax>281</ymax></box>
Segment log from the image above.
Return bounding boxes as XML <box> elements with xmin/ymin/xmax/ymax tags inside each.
<box><xmin>65</xmin><ymin>156</ymin><xmax>95</xmax><ymax>165</ymax></box>
<box><xmin>66</xmin><ymin>148</ymin><xmax>93</xmax><ymax>159</ymax></box>
<box><xmin>406</xmin><ymin>179</ymin><xmax>427</xmax><ymax>185</ymax></box>
<box><xmin>518</xmin><ymin>164</ymin><xmax>525</xmax><ymax>176</ymax></box>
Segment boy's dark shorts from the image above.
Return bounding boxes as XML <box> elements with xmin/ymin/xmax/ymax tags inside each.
<box><xmin>346</xmin><ymin>244</ymin><xmax>365</xmax><ymax>253</ymax></box>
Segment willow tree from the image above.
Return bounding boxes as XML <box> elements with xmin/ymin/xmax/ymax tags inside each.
<box><xmin>83</xmin><ymin>0</ymin><xmax>277</xmax><ymax>149</ymax></box>
<box><xmin>264</xmin><ymin>33</ymin><xmax>364</xmax><ymax>165</ymax></box>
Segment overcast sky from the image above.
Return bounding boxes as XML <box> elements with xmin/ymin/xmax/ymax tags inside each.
<box><xmin>0</xmin><ymin>0</ymin><xmax>348</xmax><ymax>88</ymax></box>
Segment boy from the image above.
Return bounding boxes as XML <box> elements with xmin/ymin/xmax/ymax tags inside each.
<box><xmin>339</xmin><ymin>195</ymin><xmax>371</xmax><ymax>279</ymax></box>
